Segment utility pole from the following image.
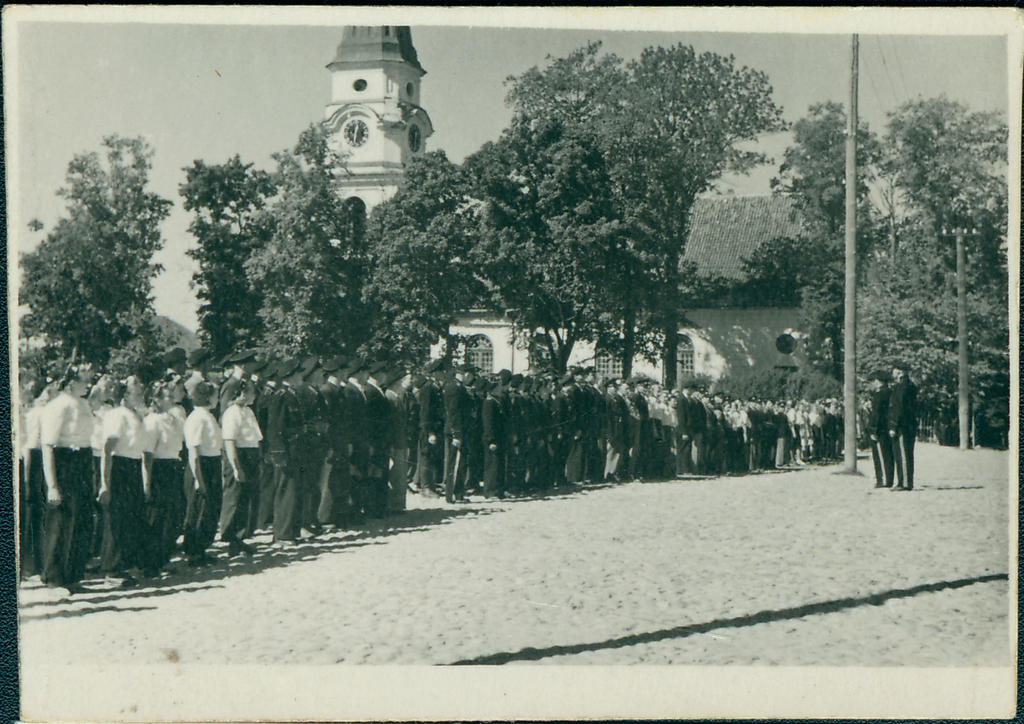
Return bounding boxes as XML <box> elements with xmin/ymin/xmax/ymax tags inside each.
<box><xmin>840</xmin><ymin>34</ymin><xmax>859</xmax><ymax>473</ymax></box>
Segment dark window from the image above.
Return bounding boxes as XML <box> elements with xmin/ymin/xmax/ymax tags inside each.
<box><xmin>406</xmin><ymin>82</ymin><xmax>415</xmax><ymax>97</ymax></box>
<box><xmin>353</xmin><ymin>79</ymin><xmax>367</xmax><ymax>91</ymax></box>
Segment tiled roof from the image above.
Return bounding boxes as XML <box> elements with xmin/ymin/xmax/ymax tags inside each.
<box><xmin>683</xmin><ymin>195</ymin><xmax>804</xmax><ymax>280</ymax></box>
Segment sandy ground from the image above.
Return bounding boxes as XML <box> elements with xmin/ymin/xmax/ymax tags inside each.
<box><xmin>18</xmin><ymin>443</ymin><xmax>1011</xmax><ymax>667</ymax></box>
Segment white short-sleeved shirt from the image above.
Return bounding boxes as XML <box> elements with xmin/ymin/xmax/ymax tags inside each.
<box><xmin>40</xmin><ymin>392</ymin><xmax>94</xmax><ymax>449</ymax></box>
<box><xmin>169</xmin><ymin>405</ymin><xmax>187</xmax><ymax>424</ymax></box>
<box><xmin>102</xmin><ymin>405</ymin><xmax>153</xmax><ymax>460</ymax></box>
<box><xmin>90</xmin><ymin>404</ymin><xmax>115</xmax><ymax>457</ymax></box>
<box><xmin>184</xmin><ymin>407</ymin><xmax>222</xmax><ymax>457</ymax></box>
<box><xmin>143</xmin><ymin>410</ymin><xmax>186</xmax><ymax>460</ymax></box>
<box><xmin>220</xmin><ymin>404</ymin><xmax>263</xmax><ymax>448</ymax></box>
<box><xmin>22</xmin><ymin>405</ymin><xmax>45</xmax><ymax>453</ymax></box>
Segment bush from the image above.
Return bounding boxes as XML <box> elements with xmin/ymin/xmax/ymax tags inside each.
<box><xmin>713</xmin><ymin>365</ymin><xmax>840</xmax><ymax>401</ymax></box>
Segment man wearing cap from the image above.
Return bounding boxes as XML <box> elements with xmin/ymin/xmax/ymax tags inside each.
<box><xmin>481</xmin><ymin>378</ymin><xmax>506</xmax><ymax>499</ymax></box>
<box><xmin>866</xmin><ymin>371</ymin><xmax>895</xmax><ymax>488</ymax></box>
<box><xmin>267</xmin><ymin>358</ymin><xmax>303</xmax><ymax>542</ymax></box>
<box><xmin>361</xmin><ymin>361</ymin><xmax>393</xmax><ymax>518</ymax></box>
<box><xmin>413</xmin><ymin>364</ymin><xmax>444</xmax><ymax>495</ymax></box>
<box><xmin>163</xmin><ymin>347</ymin><xmax>188</xmax><ymax>379</ymax></box>
<box><xmin>383</xmin><ymin>368</ymin><xmax>412</xmax><ymax>513</ymax></box>
<box><xmin>292</xmin><ymin>358</ymin><xmax>329</xmax><ymax>534</ymax></box>
<box><xmin>888</xmin><ymin>366</ymin><xmax>918</xmax><ymax>491</ymax></box>
<box><xmin>442</xmin><ymin>366</ymin><xmax>470</xmax><ymax>504</ymax></box>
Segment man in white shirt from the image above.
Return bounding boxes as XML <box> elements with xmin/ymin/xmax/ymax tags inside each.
<box><xmin>219</xmin><ymin>378</ymin><xmax>262</xmax><ymax>554</ymax></box>
<box><xmin>39</xmin><ymin>363</ymin><xmax>97</xmax><ymax>591</ymax></box>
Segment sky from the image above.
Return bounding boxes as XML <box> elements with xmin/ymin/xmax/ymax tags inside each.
<box><xmin>6</xmin><ymin>9</ymin><xmax>1011</xmax><ymax>332</ymax></box>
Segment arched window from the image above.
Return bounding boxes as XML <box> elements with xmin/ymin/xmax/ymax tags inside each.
<box><xmin>466</xmin><ymin>335</ymin><xmax>494</xmax><ymax>373</ymax></box>
<box><xmin>595</xmin><ymin>351</ymin><xmax>623</xmax><ymax>381</ymax></box>
<box><xmin>677</xmin><ymin>335</ymin><xmax>695</xmax><ymax>380</ymax></box>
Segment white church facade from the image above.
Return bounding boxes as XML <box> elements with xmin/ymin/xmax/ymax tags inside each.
<box><xmin>324</xmin><ymin>26</ymin><xmax>808</xmax><ymax>386</ymax></box>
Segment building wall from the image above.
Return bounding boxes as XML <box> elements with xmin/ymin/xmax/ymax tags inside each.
<box><xmin>435</xmin><ymin>307</ymin><xmax>806</xmax><ymax>384</ymax></box>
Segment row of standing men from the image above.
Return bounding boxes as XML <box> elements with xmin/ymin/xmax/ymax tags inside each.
<box><xmin>18</xmin><ymin>345</ymin><xmax>845</xmax><ymax>592</ymax></box>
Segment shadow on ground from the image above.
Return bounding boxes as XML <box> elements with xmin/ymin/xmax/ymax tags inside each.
<box><xmin>450</xmin><ymin>572</ymin><xmax>1009</xmax><ymax>665</ymax></box>
<box><xmin>20</xmin><ymin>505</ymin><xmax>500</xmax><ymax>614</ymax></box>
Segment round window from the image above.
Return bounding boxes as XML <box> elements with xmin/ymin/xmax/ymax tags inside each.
<box><xmin>353</xmin><ymin>79</ymin><xmax>367</xmax><ymax>91</ymax></box>
<box><xmin>775</xmin><ymin>333</ymin><xmax>797</xmax><ymax>355</ymax></box>
<box><xmin>406</xmin><ymin>82</ymin><xmax>415</xmax><ymax>97</ymax></box>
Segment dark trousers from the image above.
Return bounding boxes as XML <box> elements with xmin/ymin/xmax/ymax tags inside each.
<box><xmin>148</xmin><ymin>458</ymin><xmax>184</xmax><ymax>567</ymax></box>
<box><xmin>100</xmin><ymin>456</ymin><xmax>148</xmax><ymax>574</ymax></box>
<box><xmin>42</xmin><ymin>448</ymin><xmax>94</xmax><ymax>587</ymax></box>
<box><xmin>443</xmin><ymin>435</ymin><xmax>467</xmax><ymax>502</ymax></box>
<box><xmin>483</xmin><ymin>444</ymin><xmax>505</xmax><ymax>498</ymax></box>
<box><xmin>257</xmin><ymin>451</ymin><xmax>277</xmax><ymax>530</ymax></box>
<box><xmin>365</xmin><ymin>449</ymin><xmax>389</xmax><ymax>517</ymax></box>
<box><xmin>870</xmin><ymin>436</ymin><xmax>894</xmax><ymax>487</ymax></box>
<box><xmin>220</xmin><ymin>447</ymin><xmax>260</xmax><ymax>542</ymax></box>
<box><xmin>272</xmin><ymin>462</ymin><xmax>300</xmax><ymax>541</ymax></box>
<box><xmin>892</xmin><ymin>431</ymin><xmax>915</xmax><ymax>489</ymax></box>
<box><xmin>415</xmin><ymin>436</ymin><xmax>442</xmax><ymax>490</ymax></box>
<box><xmin>183</xmin><ymin>455</ymin><xmax>223</xmax><ymax>557</ymax></box>
<box><xmin>20</xmin><ymin>449</ymin><xmax>45</xmax><ymax>578</ymax></box>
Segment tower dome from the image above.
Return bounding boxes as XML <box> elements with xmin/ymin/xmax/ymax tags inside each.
<box><xmin>327</xmin><ymin>26</ymin><xmax>424</xmax><ymax>76</ymax></box>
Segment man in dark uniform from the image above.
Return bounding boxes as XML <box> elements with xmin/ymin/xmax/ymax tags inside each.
<box><xmin>888</xmin><ymin>366</ymin><xmax>918</xmax><ymax>491</ymax></box>
<box><xmin>482</xmin><ymin>378</ymin><xmax>506</xmax><ymax>498</ymax></box>
<box><xmin>337</xmin><ymin>357</ymin><xmax>367</xmax><ymax>525</ymax></box>
<box><xmin>382</xmin><ymin>368</ymin><xmax>412</xmax><ymax>513</ymax></box>
<box><xmin>413</xmin><ymin>362</ymin><xmax>444</xmax><ymax>495</ymax></box>
<box><xmin>267</xmin><ymin>358</ymin><xmax>302</xmax><ymax>543</ymax></box>
<box><xmin>360</xmin><ymin>361</ymin><xmax>393</xmax><ymax>518</ymax></box>
<box><xmin>442</xmin><ymin>366</ymin><xmax>470</xmax><ymax>503</ymax></box>
<box><xmin>504</xmin><ymin>373</ymin><xmax>528</xmax><ymax>496</ymax></box>
<box><xmin>866</xmin><ymin>370</ymin><xmax>895</xmax><ymax>488</ymax></box>
<box><xmin>316</xmin><ymin>357</ymin><xmax>346</xmax><ymax>527</ymax></box>
<box><xmin>462</xmin><ymin>369</ymin><xmax>484</xmax><ymax>497</ymax></box>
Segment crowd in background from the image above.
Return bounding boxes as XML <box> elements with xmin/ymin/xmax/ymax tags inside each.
<box><xmin>18</xmin><ymin>345</ymin><xmax>844</xmax><ymax>594</ymax></box>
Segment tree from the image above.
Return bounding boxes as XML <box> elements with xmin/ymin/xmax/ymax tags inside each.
<box><xmin>503</xmin><ymin>43</ymin><xmax>653</xmax><ymax>375</ymax></box>
<box><xmin>464</xmin><ymin>117</ymin><xmax>627</xmax><ymax>372</ymax></box>
<box><xmin>767</xmin><ymin>102</ymin><xmax>883</xmax><ymax>378</ymax></box>
<box><xmin>614</xmin><ymin>45</ymin><xmax>787</xmax><ymax>387</ymax></box>
<box><xmin>181</xmin><ymin>155</ymin><xmax>277</xmax><ymax>358</ymax></box>
<box><xmin>20</xmin><ymin>135</ymin><xmax>173</xmax><ymax>372</ymax></box>
<box><xmin>362</xmin><ymin>151</ymin><xmax>486</xmax><ymax>364</ymax></box>
<box><xmin>245</xmin><ymin>125</ymin><xmax>370</xmax><ymax>357</ymax></box>
<box><xmin>859</xmin><ymin>97</ymin><xmax>1008</xmax><ymax>446</ymax></box>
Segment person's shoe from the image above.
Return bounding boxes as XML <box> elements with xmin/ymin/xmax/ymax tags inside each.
<box><xmin>227</xmin><ymin>540</ymin><xmax>254</xmax><ymax>556</ymax></box>
<box><xmin>891</xmin><ymin>485</ymin><xmax>905</xmax><ymax>491</ymax></box>
<box><xmin>120</xmin><ymin>576</ymin><xmax>138</xmax><ymax>589</ymax></box>
<box><xmin>63</xmin><ymin>583</ymin><xmax>86</xmax><ymax>595</ymax></box>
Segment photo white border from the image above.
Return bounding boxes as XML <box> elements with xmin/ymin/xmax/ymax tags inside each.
<box><xmin>6</xmin><ymin>5</ymin><xmax>1020</xmax><ymax>721</ymax></box>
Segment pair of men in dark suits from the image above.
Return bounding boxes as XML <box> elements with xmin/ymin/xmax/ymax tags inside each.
<box><xmin>868</xmin><ymin>366</ymin><xmax>918</xmax><ymax>490</ymax></box>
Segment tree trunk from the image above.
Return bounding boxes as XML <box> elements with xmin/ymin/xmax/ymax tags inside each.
<box><xmin>621</xmin><ymin>309</ymin><xmax>636</xmax><ymax>379</ymax></box>
<box><xmin>662</xmin><ymin>316</ymin><xmax>678</xmax><ymax>389</ymax></box>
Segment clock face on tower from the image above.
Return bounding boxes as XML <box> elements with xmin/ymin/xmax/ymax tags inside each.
<box><xmin>343</xmin><ymin>119</ymin><xmax>369</xmax><ymax>147</ymax></box>
<box><xmin>408</xmin><ymin>124</ymin><xmax>422</xmax><ymax>153</ymax></box>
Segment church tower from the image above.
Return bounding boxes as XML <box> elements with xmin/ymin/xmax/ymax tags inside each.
<box><xmin>324</xmin><ymin>26</ymin><xmax>434</xmax><ymax>213</ymax></box>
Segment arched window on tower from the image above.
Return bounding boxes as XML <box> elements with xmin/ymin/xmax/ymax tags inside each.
<box><xmin>676</xmin><ymin>334</ymin><xmax>695</xmax><ymax>382</ymax></box>
<box><xmin>465</xmin><ymin>335</ymin><xmax>494</xmax><ymax>373</ymax></box>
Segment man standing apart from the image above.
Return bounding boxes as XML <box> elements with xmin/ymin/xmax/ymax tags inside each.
<box><xmin>888</xmin><ymin>366</ymin><xmax>918</xmax><ymax>491</ymax></box>
<box><xmin>866</xmin><ymin>371</ymin><xmax>894</xmax><ymax>488</ymax></box>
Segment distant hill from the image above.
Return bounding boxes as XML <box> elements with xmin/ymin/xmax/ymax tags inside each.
<box><xmin>155</xmin><ymin>315</ymin><xmax>200</xmax><ymax>351</ymax></box>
